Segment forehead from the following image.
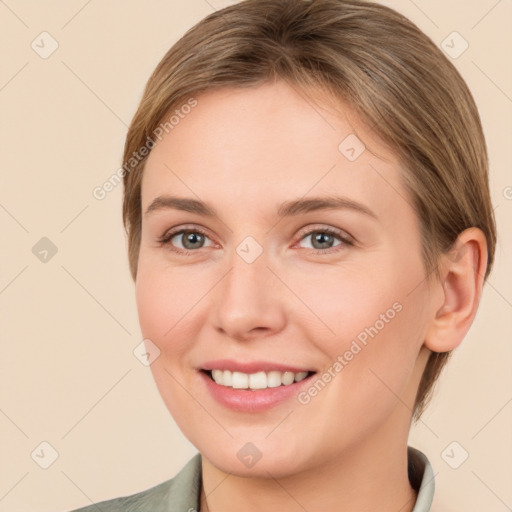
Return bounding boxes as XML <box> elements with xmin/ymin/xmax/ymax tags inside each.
<box><xmin>141</xmin><ymin>81</ymin><xmax>412</xmax><ymax>225</ymax></box>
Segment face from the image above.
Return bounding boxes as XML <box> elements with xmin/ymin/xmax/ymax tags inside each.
<box><xmin>136</xmin><ymin>81</ymin><xmax>433</xmax><ymax>478</ymax></box>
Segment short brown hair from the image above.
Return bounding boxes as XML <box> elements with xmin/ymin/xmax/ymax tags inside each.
<box><xmin>121</xmin><ymin>0</ymin><xmax>497</xmax><ymax>419</ymax></box>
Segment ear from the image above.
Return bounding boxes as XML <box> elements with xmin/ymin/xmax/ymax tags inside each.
<box><xmin>424</xmin><ymin>227</ymin><xmax>488</xmax><ymax>352</ymax></box>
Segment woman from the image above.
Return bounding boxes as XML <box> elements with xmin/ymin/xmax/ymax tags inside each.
<box><xmin>71</xmin><ymin>0</ymin><xmax>496</xmax><ymax>510</ymax></box>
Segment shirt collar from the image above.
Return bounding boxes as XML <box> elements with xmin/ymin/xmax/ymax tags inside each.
<box><xmin>409</xmin><ymin>446</ymin><xmax>436</xmax><ymax>511</ymax></box>
<box><xmin>171</xmin><ymin>446</ymin><xmax>435</xmax><ymax>512</ymax></box>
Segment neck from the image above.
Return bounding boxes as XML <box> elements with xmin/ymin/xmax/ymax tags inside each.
<box><xmin>200</xmin><ymin>415</ymin><xmax>417</xmax><ymax>512</ymax></box>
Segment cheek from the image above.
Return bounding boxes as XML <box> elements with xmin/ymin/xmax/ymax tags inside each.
<box><xmin>298</xmin><ymin>263</ymin><xmax>424</xmax><ymax>405</ymax></box>
<box><xmin>135</xmin><ymin>273</ymin><xmax>170</xmax><ymax>344</ymax></box>
<box><xmin>134</xmin><ymin>264</ymin><xmax>202</xmax><ymax>423</ymax></box>
<box><xmin>135</xmin><ymin>259</ymin><xmax>207</xmax><ymax>344</ymax></box>
<box><xmin>291</xmin><ymin>264</ymin><xmax>403</xmax><ymax>352</ymax></box>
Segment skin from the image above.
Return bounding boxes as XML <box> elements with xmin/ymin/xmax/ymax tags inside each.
<box><xmin>135</xmin><ymin>80</ymin><xmax>487</xmax><ymax>512</ymax></box>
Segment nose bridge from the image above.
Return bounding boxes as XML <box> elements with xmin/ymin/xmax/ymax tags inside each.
<box><xmin>211</xmin><ymin>240</ymin><xmax>286</xmax><ymax>339</ymax></box>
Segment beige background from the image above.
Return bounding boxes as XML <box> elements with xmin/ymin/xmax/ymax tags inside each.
<box><xmin>1</xmin><ymin>0</ymin><xmax>511</xmax><ymax>510</ymax></box>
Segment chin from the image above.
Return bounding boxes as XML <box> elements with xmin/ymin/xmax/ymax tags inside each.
<box><xmin>198</xmin><ymin>436</ymin><xmax>314</xmax><ymax>479</ymax></box>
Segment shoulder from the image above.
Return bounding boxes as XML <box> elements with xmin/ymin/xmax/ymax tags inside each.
<box><xmin>67</xmin><ymin>453</ymin><xmax>202</xmax><ymax>512</ymax></box>
<box><xmin>69</xmin><ymin>478</ymin><xmax>173</xmax><ymax>512</ymax></box>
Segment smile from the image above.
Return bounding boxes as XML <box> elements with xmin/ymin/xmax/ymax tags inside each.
<box><xmin>198</xmin><ymin>359</ymin><xmax>317</xmax><ymax>411</ymax></box>
<box><xmin>207</xmin><ymin>369</ymin><xmax>312</xmax><ymax>390</ymax></box>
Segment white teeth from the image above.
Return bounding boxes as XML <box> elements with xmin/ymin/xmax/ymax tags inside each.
<box><xmin>211</xmin><ymin>369</ymin><xmax>223</xmax><ymax>382</ymax></box>
<box><xmin>267</xmin><ymin>371</ymin><xmax>282</xmax><ymax>388</ymax></box>
<box><xmin>232</xmin><ymin>371</ymin><xmax>249</xmax><ymax>389</ymax></box>
<box><xmin>249</xmin><ymin>371</ymin><xmax>267</xmax><ymax>389</ymax></box>
<box><xmin>281</xmin><ymin>371</ymin><xmax>295</xmax><ymax>385</ymax></box>
<box><xmin>208</xmin><ymin>369</ymin><xmax>311</xmax><ymax>389</ymax></box>
<box><xmin>294</xmin><ymin>371</ymin><xmax>308</xmax><ymax>382</ymax></box>
<box><xmin>222</xmin><ymin>369</ymin><xmax>232</xmax><ymax>386</ymax></box>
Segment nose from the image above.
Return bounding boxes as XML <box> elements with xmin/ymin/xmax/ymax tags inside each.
<box><xmin>210</xmin><ymin>248</ymin><xmax>287</xmax><ymax>342</ymax></box>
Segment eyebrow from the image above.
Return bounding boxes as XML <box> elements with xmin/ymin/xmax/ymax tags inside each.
<box><xmin>144</xmin><ymin>194</ymin><xmax>378</xmax><ymax>220</ymax></box>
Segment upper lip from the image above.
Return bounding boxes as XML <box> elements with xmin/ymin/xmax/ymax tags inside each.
<box><xmin>201</xmin><ymin>359</ymin><xmax>315</xmax><ymax>374</ymax></box>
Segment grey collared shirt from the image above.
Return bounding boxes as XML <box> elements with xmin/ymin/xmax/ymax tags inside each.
<box><xmin>69</xmin><ymin>446</ymin><xmax>435</xmax><ymax>511</ymax></box>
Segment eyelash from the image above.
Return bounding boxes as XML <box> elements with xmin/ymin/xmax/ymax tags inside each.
<box><xmin>156</xmin><ymin>225</ymin><xmax>354</xmax><ymax>256</ymax></box>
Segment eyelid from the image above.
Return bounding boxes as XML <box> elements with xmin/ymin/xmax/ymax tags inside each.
<box><xmin>157</xmin><ymin>223</ymin><xmax>354</xmax><ymax>254</ymax></box>
<box><xmin>157</xmin><ymin>224</ymin><xmax>213</xmax><ymax>245</ymax></box>
<box><xmin>295</xmin><ymin>224</ymin><xmax>354</xmax><ymax>244</ymax></box>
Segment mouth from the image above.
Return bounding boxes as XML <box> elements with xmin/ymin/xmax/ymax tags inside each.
<box><xmin>198</xmin><ymin>359</ymin><xmax>318</xmax><ymax>411</ymax></box>
<box><xmin>200</xmin><ymin>369</ymin><xmax>316</xmax><ymax>391</ymax></box>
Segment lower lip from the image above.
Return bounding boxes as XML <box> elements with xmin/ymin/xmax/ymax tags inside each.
<box><xmin>199</xmin><ymin>371</ymin><xmax>314</xmax><ymax>412</ymax></box>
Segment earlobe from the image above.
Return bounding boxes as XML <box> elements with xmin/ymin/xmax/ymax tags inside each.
<box><xmin>424</xmin><ymin>228</ymin><xmax>488</xmax><ymax>353</ymax></box>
